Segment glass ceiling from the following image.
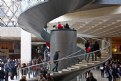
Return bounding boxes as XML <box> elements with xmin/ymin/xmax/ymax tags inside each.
<box><xmin>0</xmin><ymin>0</ymin><xmax>46</xmax><ymax>27</ymax></box>
<box><xmin>0</xmin><ymin>0</ymin><xmax>22</xmax><ymax>27</ymax></box>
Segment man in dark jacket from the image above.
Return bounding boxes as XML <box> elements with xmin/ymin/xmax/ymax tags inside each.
<box><xmin>0</xmin><ymin>67</ymin><xmax>5</xmax><ymax>81</ymax></box>
<box><xmin>52</xmin><ymin>51</ymin><xmax>59</xmax><ymax>72</ymax></box>
<box><xmin>93</xmin><ymin>41</ymin><xmax>100</xmax><ymax>61</ymax></box>
<box><xmin>85</xmin><ymin>40</ymin><xmax>90</xmax><ymax>51</ymax></box>
<box><xmin>86</xmin><ymin>72</ymin><xmax>97</xmax><ymax>81</ymax></box>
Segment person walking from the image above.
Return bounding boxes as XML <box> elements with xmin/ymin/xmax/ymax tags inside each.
<box><xmin>52</xmin><ymin>51</ymin><xmax>59</xmax><ymax>72</ymax></box>
<box><xmin>100</xmin><ymin>64</ymin><xmax>105</xmax><ymax>78</ymax></box>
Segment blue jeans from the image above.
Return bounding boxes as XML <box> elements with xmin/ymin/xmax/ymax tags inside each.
<box><xmin>87</xmin><ymin>54</ymin><xmax>90</xmax><ymax>62</ymax></box>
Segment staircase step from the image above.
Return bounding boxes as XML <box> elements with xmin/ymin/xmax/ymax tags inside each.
<box><xmin>50</xmin><ymin>73</ymin><xmax>54</xmax><ymax>75</ymax></box>
<box><xmin>79</xmin><ymin>64</ymin><xmax>88</xmax><ymax>66</ymax></box>
<box><xmin>101</xmin><ymin>57</ymin><xmax>107</xmax><ymax>58</ymax></box>
<box><xmin>71</xmin><ymin>65</ymin><xmax>80</xmax><ymax>68</ymax></box>
<box><xmin>79</xmin><ymin>62</ymin><xmax>82</xmax><ymax>64</ymax></box>
<box><xmin>52</xmin><ymin>72</ymin><xmax>60</xmax><ymax>75</ymax></box>
<box><xmin>67</xmin><ymin>67</ymin><xmax>75</xmax><ymax>71</ymax></box>
<box><xmin>93</xmin><ymin>61</ymin><xmax>100</xmax><ymax>63</ymax></box>
<box><xmin>75</xmin><ymin>64</ymin><xmax>81</xmax><ymax>66</ymax></box>
<box><xmin>87</xmin><ymin>62</ymin><xmax>94</xmax><ymax>64</ymax></box>
<box><xmin>101</xmin><ymin>54</ymin><xmax>108</xmax><ymax>57</ymax></box>
<box><xmin>58</xmin><ymin>71</ymin><xmax>62</xmax><ymax>73</ymax></box>
<box><xmin>62</xmin><ymin>69</ymin><xmax>70</xmax><ymax>71</ymax></box>
<box><xmin>102</xmin><ymin>54</ymin><xmax>108</xmax><ymax>55</ymax></box>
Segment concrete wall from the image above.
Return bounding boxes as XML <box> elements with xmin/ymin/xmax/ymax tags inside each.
<box><xmin>50</xmin><ymin>29</ymin><xmax>77</xmax><ymax>70</ymax></box>
<box><xmin>0</xmin><ymin>27</ymin><xmax>36</xmax><ymax>38</ymax></box>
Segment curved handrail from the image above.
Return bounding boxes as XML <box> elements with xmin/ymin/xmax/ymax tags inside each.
<box><xmin>21</xmin><ymin>37</ymin><xmax>87</xmax><ymax>68</ymax></box>
<box><xmin>20</xmin><ymin>37</ymin><xmax>110</xmax><ymax>81</ymax></box>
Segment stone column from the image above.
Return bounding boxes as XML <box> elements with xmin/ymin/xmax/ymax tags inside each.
<box><xmin>21</xmin><ymin>29</ymin><xmax>31</xmax><ymax>65</ymax></box>
<box><xmin>50</xmin><ymin>29</ymin><xmax>77</xmax><ymax>70</ymax></box>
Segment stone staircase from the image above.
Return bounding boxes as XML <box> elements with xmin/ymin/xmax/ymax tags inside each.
<box><xmin>50</xmin><ymin>52</ymin><xmax>109</xmax><ymax>76</ymax></box>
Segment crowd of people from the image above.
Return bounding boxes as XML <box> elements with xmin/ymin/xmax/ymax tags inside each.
<box><xmin>99</xmin><ymin>59</ymin><xmax>121</xmax><ymax>81</ymax></box>
<box><xmin>0</xmin><ymin>45</ymin><xmax>51</xmax><ymax>81</ymax></box>
<box><xmin>0</xmin><ymin>58</ymin><xmax>20</xmax><ymax>81</ymax></box>
<box><xmin>85</xmin><ymin>59</ymin><xmax>121</xmax><ymax>81</ymax></box>
<box><xmin>20</xmin><ymin>46</ymin><xmax>52</xmax><ymax>81</ymax></box>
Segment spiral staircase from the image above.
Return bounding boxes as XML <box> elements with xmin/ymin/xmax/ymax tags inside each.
<box><xmin>18</xmin><ymin>0</ymin><xmax>111</xmax><ymax>81</ymax></box>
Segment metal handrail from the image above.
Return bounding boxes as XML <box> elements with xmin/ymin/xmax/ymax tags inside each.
<box><xmin>21</xmin><ymin>37</ymin><xmax>110</xmax><ymax>69</ymax></box>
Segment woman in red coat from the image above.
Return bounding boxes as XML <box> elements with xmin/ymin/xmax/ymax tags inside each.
<box><xmin>57</xmin><ymin>22</ymin><xmax>63</xmax><ymax>29</ymax></box>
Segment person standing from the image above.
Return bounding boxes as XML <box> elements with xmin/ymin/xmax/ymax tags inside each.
<box><xmin>52</xmin><ymin>51</ymin><xmax>59</xmax><ymax>72</ymax></box>
<box><xmin>93</xmin><ymin>41</ymin><xmax>100</xmax><ymax>61</ymax></box>
<box><xmin>85</xmin><ymin>40</ymin><xmax>90</xmax><ymax>61</ymax></box>
<box><xmin>100</xmin><ymin>64</ymin><xmax>105</xmax><ymax>78</ymax></box>
<box><xmin>0</xmin><ymin>67</ymin><xmax>5</xmax><ymax>81</ymax></box>
<box><xmin>86</xmin><ymin>72</ymin><xmax>97</xmax><ymax>81</ymax></box>
<box><xmin>57</xmin><ymin>22</ymin><xmax>63</xmax><ymax>29</ymax></box>
<box><xmin>85</xmin><ymin>40</ymin><xmax>90</xmax><ymax>51</ymax></box>
<box><xmin>64</xmin><ymin>23</ymin><xmax>70</xmax><ymax>29</ymax></box>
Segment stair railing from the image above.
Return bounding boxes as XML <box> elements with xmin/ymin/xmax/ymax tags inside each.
<box><xmin>19</xmin><ymin>37</ymin><xmax>110</xmax><ymax>80</ymax></box>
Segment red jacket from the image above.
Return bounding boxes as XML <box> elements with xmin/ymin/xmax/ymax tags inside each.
<box><xmin>87</xmin><ymin>47</ymin><xmax>91</xmax><ymax>53</ymax></box>
<box><xmin>57</xmin><ymin>23</ymin><xmax>63</xmax><ymax>29</ymax></box>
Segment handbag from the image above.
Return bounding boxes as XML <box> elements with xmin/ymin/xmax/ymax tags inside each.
<box><xmin>8</xmin><ymin>72</ymin><xmax>12</xmax><ymax>76</ymax></box>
